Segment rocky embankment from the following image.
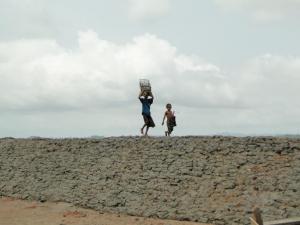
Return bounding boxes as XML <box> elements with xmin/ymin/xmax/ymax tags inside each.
<box><xmin>0</xmin><ymin>136</ymin><xmax>299</xmax><ymax>225</ymax></box>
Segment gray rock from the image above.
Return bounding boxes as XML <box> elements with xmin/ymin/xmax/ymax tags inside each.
<box><xmin>0</xmin><ymin>136</ymin><xmax>299</xmax><ymax>225</ymax></box>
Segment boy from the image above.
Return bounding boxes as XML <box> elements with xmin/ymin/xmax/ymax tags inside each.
<box><xmin>162</xmin><ymin>103</ymin><xmax>176</xmax><ymax>136</ymax></box>
<box><xmin>139</xmin><ymin>91</ymin><xmax>155</xmax><ymax>136</ymax></box>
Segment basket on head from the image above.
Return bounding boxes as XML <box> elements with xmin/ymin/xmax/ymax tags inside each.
<box><xmin>139</xmin><ymin>79</ymin><xmax>151</xmax><ymax>92</ymax></box>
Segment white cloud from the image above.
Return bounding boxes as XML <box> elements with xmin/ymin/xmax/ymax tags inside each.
<box><xmin>1</xmin><ymin>31</ymin><xmax>300</xmax><ymax>136</ymax></box>
<box><xmin>0</xmin><ymin>30</ymin><xmax>235</xmax><ymax>112</ymax></box>
<box><xmin>228</xmin><ymin>54</ymin><xmax>300</xmax><ymax>134</ymax></box>
<box><xmin>215</xmin><ymin>0</ymin><xmax>300</xmax><ymax>21</ymax></box>
<box><xmin>128</xmin><ymin>0</ymin><xmax>171</xmax><ymax>20</ymax></box>
<box><xmin>238</xmin><ymin>54</ymin><xmax>300</xmax><ymax>108</ymax></box>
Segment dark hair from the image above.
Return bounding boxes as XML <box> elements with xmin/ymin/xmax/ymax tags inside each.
<box><xmin>166</xmin><ymin>103</ymin><xmax>172</xmax><ymax>108</ymax></box>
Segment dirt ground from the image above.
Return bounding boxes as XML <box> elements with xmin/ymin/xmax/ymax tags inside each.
<box><xmin>0</xmin><ymin>197</ymin><xmax>211</xmax><ymax>225</ymax></box>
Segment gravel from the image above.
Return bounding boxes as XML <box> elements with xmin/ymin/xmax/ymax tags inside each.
<box><xmin>0</xmin><ymin>136</ymin><xmax>299</xmax><ymax>225</ymax></box>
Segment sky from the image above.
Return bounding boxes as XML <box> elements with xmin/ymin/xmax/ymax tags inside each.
<box><xmin>0</xmin><ymin>0</ymin><xmax>300</xmax><ymax>137</ymax></box>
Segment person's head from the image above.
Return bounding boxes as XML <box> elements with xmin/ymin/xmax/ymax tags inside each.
<box><xmin>166</xmin><ymin>103</ymin><xmax>172</xmax><ymax>110</ymax></box>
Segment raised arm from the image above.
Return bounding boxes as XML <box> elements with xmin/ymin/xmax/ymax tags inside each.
<box><xmin>138</xmin><ymin>90</ymin><xmax>143</xmax><ymax>98</ymax></box>
<box><xmin>149</xmin><ymin>91</ymin><xmax>154</xmax><ymax>100</ymax></box>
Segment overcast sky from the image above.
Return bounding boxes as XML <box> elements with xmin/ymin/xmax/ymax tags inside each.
<box><xmin>1</xmin><ymin>0</ymin><xmax>300</xmax><ymax>137</ymax></box>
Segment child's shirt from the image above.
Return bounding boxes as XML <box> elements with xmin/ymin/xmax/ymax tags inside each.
<box><xmin>139</xmin><ymin>96</ymin><xmax>153</xmax><ymax>115</ymax></box>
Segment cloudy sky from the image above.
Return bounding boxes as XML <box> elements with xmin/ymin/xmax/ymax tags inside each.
<box><xmin>1</xmin><ymin>0</ymin><xmax>300</xmax><ymax>137</ymax></box>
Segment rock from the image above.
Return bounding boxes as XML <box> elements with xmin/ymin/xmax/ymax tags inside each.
<box><xmin>0</xmin><ymin>136</ymin><xmax>299</xmax><ymax>225</ymax></box>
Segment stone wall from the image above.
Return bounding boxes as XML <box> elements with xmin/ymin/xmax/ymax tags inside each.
<box><xmin>0</xmin><ymin>136</ymin><xmax>299</xmax><ymax>225</ymax></box>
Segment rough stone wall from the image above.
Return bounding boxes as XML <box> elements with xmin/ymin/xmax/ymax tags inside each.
<box><xmin>0</xmin><ymin>136</ymin><xmax>299</xmax><ymax>225</ymax></box>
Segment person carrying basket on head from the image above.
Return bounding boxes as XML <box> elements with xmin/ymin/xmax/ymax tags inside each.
<box><xmin>138</xmin><ymin>79</ymin><xmax>155</xmax><ymax>136</ymax></box>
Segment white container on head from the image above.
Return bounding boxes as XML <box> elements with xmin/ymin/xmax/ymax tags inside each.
<box><xmin>139</xmin><ymin>79</ymin><xmax>151</xmax><ymax>92</ymax></box>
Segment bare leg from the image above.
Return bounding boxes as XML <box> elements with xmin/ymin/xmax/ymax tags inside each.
<box><xmin>141</xmin><ymin>124</ymin><xmax>146</xmax><ymax>135</ymax></box>
<box><xmin>145</xmin><ymin>126</ymin><xmax>149</xmax><ymax>136</ymax></box>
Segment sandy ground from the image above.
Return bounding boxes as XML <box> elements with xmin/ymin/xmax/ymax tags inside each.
<box><xmin>0</xmin><ymin>197</ymin><xmax>210</xmax><ymax>225</ymax></box>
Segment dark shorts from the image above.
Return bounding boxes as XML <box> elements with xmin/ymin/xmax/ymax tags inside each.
<box><xmin>167</xmin><ymin>116</ymin><xmax>176</xmax><ymax>133</ymax></box>
<box><xmin>142</xmin><ymin>113</ymin><xmax>155</xmax><ymax>127</ymax></box>
<box><xmin>167</xmin><ymin>121</ymin><xmax>174</xmax><ymax>133</ymax></box>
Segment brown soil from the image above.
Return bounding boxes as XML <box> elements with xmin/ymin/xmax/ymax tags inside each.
<box><xmin>0</xmin><ymin>197</ymin><xmax>210</xmax><ymax>225</ymax></box>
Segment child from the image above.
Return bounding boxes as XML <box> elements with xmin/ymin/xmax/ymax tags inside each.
<box><xmin>139</xmin><ymin>91</ymin><xmax>155</xmax><ymax>136</ymax></box>
<box><xmin>162</xmin><ymin>103</ymin><xmax>176</xmax><ymax>136</ymax></box>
